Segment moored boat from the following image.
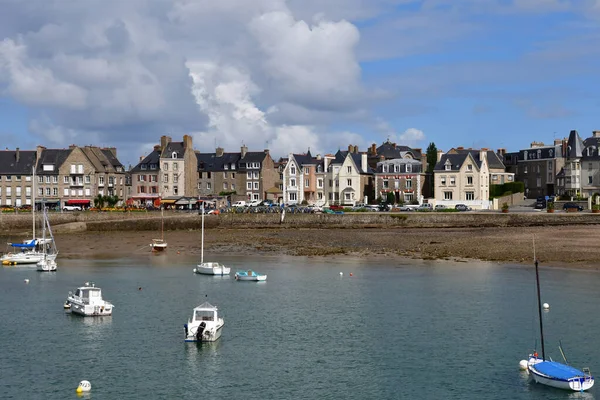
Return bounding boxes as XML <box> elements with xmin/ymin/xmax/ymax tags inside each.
<box><xmin>184</xmin><ymin>302</ymin><xmax>224</xmax><ymax>342</ymax></box>
<box><xmin>194</xmin><ymin>262</ymin><xmax>230</xmax><ymax>275</ymax></box>
<box><xmin>234</xmin><ymin>270</ymin><xmax>267</xmax><ymax>282</ymax></box>
<box><xmin>67</xmin><ymin>282</ymin><xmax>114</xmax><ymax>316</ymax></box>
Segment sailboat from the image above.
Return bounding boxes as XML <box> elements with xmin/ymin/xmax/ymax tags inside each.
<box><xmin>37</xmin><ymin>206</ymin><xmax>58</xmax><ymax>272</ymax></box>
<box><xmin>524</xmin><ymin>236</ymin><xmax>594</xmax><ymax>391</ymax></box>
<box><xmin>150</xmin><ymin>208</ymin><xmax>167</xmax><ymax>252</ymax></box>
<box><xmin>1</xmin><ymin>166</ymin><xmax>45</xmax><ymax>265</ymax></box>
<box><xmin>193</xmin><ymin>203</ymin><xmax>230</xmax><ymax>275</ymax></box>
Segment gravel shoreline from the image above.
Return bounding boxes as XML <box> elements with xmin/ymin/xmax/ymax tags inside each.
<box><xmin>24</xmin><ymin>225</ymin><xmax>600</xmax><ymax>269</ymax></box>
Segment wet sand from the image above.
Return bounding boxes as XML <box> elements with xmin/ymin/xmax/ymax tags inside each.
<box><xmin>44</xmin><ymin>225</ymin><xmax>600</xmax><ymax>268</ymax></box>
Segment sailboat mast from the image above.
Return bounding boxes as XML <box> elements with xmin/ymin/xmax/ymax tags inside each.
<box><xmin>41</xmin><ymin>205</ymin><xmax>46</xmax><ymax>256</ymax></box>
<box><xmin>32</xmin><ymin>165</ymin><xmax>36</xmax><ymax>240</ymax></box>
<box><xmin>161</xmin><ymin>208</ymin><xmax>164</xmax><ymax>241</ymax></box>
<box><xmin>533</xmin><ymin>236</ymin><xmax>546</xmax><ymax>360</ymax></box>
<box><xmin>201</xmin><ymin>202</ymin><xmax>204</xmax><ymax>264</ymax></box>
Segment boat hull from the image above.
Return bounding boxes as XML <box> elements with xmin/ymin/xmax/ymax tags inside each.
<box><xmin>528</xmin><ymin>358</ymin><xmax>594</xmax><ymax>391</ymax></box>
<box><xmin>235</xmin><ymin>273</ymin><xmax>267</xmax><ymax>281</ymax></box>
<box><xmin>150</xmin><ymin>243</ymin><xmax>167</xmax><ymax>252</ymax></box>
<box><xmin>184</xmin><ymin>321</ymin><xmax>224</xmax><ymax>342</ymax></box>
<box><xmin>1</xmin><ymin>252</ymin><xmax>44</xmax><ymax>265</ymax></box>
<box><xmin>37</xmin><ymin>259</ymin><xmax>57</xmax><ymax>271</ymax></box>
<box><xmin>68</xmin><ymin>301</ymin><xmax>113</xmax><ymax>316</ymax></box>
<box><xmin>195</xmin><ymin>263</ymin><xmax>230</xmax><ymax>275</ymax></box>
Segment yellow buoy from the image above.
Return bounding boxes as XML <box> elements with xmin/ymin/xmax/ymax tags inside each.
<box><xmin>76</xmin><ymin>380</ymin><xmax>91</xmax><ymax>393</ymax></box>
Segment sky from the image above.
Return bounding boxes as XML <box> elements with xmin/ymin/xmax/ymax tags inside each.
<box><xmin>1</xmin><ymin>0</ymin><xmax>600</xmax><ymax>167</ymax></box>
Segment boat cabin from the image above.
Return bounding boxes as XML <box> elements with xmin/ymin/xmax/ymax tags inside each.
<box><xmin>192</xmin><ymin>302</ymin><xmax>218</xmax><ymax>323</ymax></box>
<box><xmin>74</xmin><ymin>287</ymin><xmax>103</xmax><ymax>305</ymax></box>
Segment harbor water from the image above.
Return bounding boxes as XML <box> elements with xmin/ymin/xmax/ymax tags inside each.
<box><xmin>1</xmin><ymin>253</ymin><xmax>599</xmax><ymax>399</ymax></box>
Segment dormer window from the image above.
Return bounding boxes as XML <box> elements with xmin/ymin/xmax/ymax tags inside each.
<box><xmin>141</xmin><ymin>164</ymin><xmax>147</xmax><ymax>170</ymax></box>
<box><xmin>172</xmin><ymin>152</ymin><xmax>177</xmax><ymax>159</ymax></box>
<box><xmin>382</xmin><ymin>165</ymin><xmax>388</xmax><ymax>173</ymax></box>
<box><xmin>406</xmin><ymin>164</ymin><xmax>412</xmax><ymax>173</ymax></box>
<box><xmin>467</xmin><ymin>164</ymin><xmax>473</xmax><ymax>171</ymax></box>
<box><xmin>317</xmin><ymin>165</ymin><xmax>322</xmax><ymax>173</ymax></box>
<box><xmin>445</xmin><ymin>161</ymin><xmax>452</xmax><ymax>171</ymax></box>
<box><xmin>224</xmin><ymin>164</ymin><xmax>229</xmax><ymax>170</ymax></box>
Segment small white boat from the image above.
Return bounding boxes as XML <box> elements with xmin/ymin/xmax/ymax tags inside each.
<box><xmin>184</xmin><ymin>302</ymin><xmax>224</xmax><ymax>342</ymax></box>
<box><xmin>193</xmin><ymin>203</ymin><xmax>229</xmax><ymax>275</ymax></box>
<box><xmin>67</xmin><ymin>282</ymin><xmax>114</xmax><ymax>316</ymax></box>
<box><xmin>37</xmin><ymin>207</ymin><xmax>58</xmax><ymax>272</ymax></box>
<box><xmin>194</xmin><ymin>262</ymin><xmax>230</xmax><ymax>275</ymax></box>
<box><xmin>234</xmin><ymin>270</ymin><xmax>267</xmax><ymax>282</ymax></box>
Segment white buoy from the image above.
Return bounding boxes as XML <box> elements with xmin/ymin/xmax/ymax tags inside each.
<box><xmin>519</xmin><ymin>360</ymin><xmax>528</xmax><ymax>370</ymax></box>
<box><xmin>193</xmin><ymin>268</ymin><xmax>197</xmax><ymax>273</ymax></box>
<box><xmin>24</xmin><ymin>279</ymin><xmax>29</xmax><ymax>284</ymax></box>
<box><xmin>543</xmin><ymin>303</ymin><xmax>550</xmax><ymax>310</ymax></box>
<box><xmin>76</xmin><ymin>380</ymin><xmax>91</xmax><ymax>393</ymax></box>
<box><xmin>339</xmin><ymin>272</ymin><xmax>343</xmax><ymax>276</ymax></box>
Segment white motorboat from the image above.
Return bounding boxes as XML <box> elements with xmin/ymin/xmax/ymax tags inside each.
<box><xmin>184</xmin><ymin>302</ymin><xmax>224</xmax><ymax>342</ymax></box>
<box><xmin>234</xmin><ymin>270</ymin><xmax>267</xmax><ymax>282</ymax></box>
<box><xmin>37</xmin><ymin>207</ymin><xmax>58</xmax><ymax>272</ymax></box>
<box><xmin>66</xmin><ymin>282</ymin><xmax>114</xmax><ymax>316</ymax></box>
<box><xmin>193</xmin><ymin>203</ymin><xmax>229</xmax><ymax>275</ymax></box>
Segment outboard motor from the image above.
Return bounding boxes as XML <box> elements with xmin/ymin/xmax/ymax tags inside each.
<box><xmin>196</xmin><ymin>322</ymin><xmax>206</xmax><ymax>341</ymax></box>
<box><xmin>184</xmin><ymin>324</ymin><xmax>189</xmax><ymax>338</ymax></box>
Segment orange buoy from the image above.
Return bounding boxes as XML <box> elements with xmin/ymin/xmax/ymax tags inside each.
<box><xmin>349</xmin><ymin>273</ymin><xmax>353</xmax><ymax>277</ymax></box>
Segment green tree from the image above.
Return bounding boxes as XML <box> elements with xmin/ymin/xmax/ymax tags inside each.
<box><xmin>426</xmin><ymin>142</ymin><xmax>438</xmax><ymax>173</ymax></box>
<box><xmin>386</xmin><ymin>192</ymin><xmax>395</xmax><ymax>205</ymax></box>
<box><xmin>106</xmin><ymin>195</ymin><xmax>120</xmax><ymax>208</ymax></box>
<box><xmin>94</xmin><ymin>194</ymin><xmax>106</xmax><ymax>209</ymax></box>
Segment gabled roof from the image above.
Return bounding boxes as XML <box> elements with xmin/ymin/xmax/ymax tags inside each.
<box><xmin>130</xmin><ymin>148</ymin><xmax>161</xmax><ymax>173</ymax></box>
<box><xmin>101</xmin><ymin>149</ymin><xmax>124</xmax><ymax>170</ymax></box>
<box><xmin>0</xmin><ymin>150</ymin><xmax>37</xmax><ymax>175</ymax></box>
<box><xmin>240</xmin><ymin>151</ymin><xmax>267</xmax><ymax>164</ymax></box>
<box><xmin>375</xmin><ymin>140</ymin><xmax>422</xmax><ymax>159</ymax></box>
<box><xmin>333</xmin><ymin>150</ymin><xmax>373</xmax><ymax>174</ymax></box>
<box><xmin>36</xmin><ymin>149</ymin><xmax>72</xmax><ymax>175</ymax></box>
<box><xmin>566</xmin><ymin>130</ymin><xmax>584</xmax><ymax>160</ymax></box>
<box><xmin>449</xmin><ymin>148</ymin><xmax>505</xmax><ymax>170</ymax></box>
<box><xmin>434</xmin><ymin>153</ymin><xmax>479</xmax><ymax>172</ymax></box>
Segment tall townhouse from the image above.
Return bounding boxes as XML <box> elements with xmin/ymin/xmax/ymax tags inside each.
<box><xmin>211</xmin><ymin>147</ymin><xmax>241</xmax><ymax>200</ymax></box>
<box><xmin>374</xmin><ymin>158</ymin><xmax>424</xmax><ymax>204</ymax></box>
<box><xmin>0</xmin><ymin>148</ymin><xmax>37</xmax><ymax>208</ymax></box>
<box><xmin>129</xmin><ymin>146</ymin><xmax>162</xmax><ymax>207</ymax></box>
<box><xmin>324</xmin><ymin>147</ymin><xmax>373</xmax><ymax>206</ymax></box>
<box><xmin>281</xmin><ymin>151</ymin><xmax>326</xmax><ymax>205</ymax></box>
<box><xmin>160</xmin><ymin>135</ymin><xmax>197</xmax><ymax>198</ymax></box>
<box><xmin>447</xmin><ymin>147</ymin><xmax>514</xmax><ymax>187</ymax></box>
<box><xmin>196</xmin><ymin>152</ymin><xmax>216</xmax><ymax>198</ymax></box>
<box><xmin>81</xmin><ymin>146</ymin><xmax>126</xmax><ymax>199</ymax></box>
<box><xmin>514</xmin><ymin>140</ymin><xmax>566</xmax><ymax>199</ymax></box>
<box><xmin>433</xmin><ymin>148</ymin><xmax>490</xmax><ymax>209</ymax></box>
<box><xmin>238</xmin><ymin>146</ymin><xmax>277</xmax><ymax>202</ymax></box>
<box><xmin>556</xmin><ymin>130</ymin><xmax>600</xmax><ymax>198</ymax></box>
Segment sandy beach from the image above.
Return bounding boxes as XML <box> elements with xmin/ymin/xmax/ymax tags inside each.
<box><xmin>32</xmin><ymin>225</ymin><xmax>600</xmax><ymax>269</ymax></box>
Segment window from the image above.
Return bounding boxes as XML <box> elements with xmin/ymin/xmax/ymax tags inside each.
<box><xmin>467</xmin><ymin>164</ymin><xmax>473</xmax><ymax>171</ymax></box>
<box><xmin>450</xmin><ymin>177</ymin><xmax>455</xmax><ymax>185</ymax></box>
<box><xmin>174</xmin><ymin>186</ymin><xmax>178</xmax><ymax>195</ymax></box>
<box><xmin>163</xmin><ymin>163</ymin><xmax>168</xmax><ymax>171</ymax></box>
<box><xmin>537</xmin><ymin>177</ymin><xmax>541</xmax><ymax>187</ymax></box>
<box><xmin>247</xmin><ymin>182</ymin><xmax>252</xmax><ymax>190</ymax></box>
<box><xmin>5</xmin><ymin>199</ymin><xmax>11</xmax><ymax>206</ymax></box>
<box><xmin>290</xmin><ymin>179</ymin><xmax>296</xmax><ymax>187</ymax></box>
<box><xmin>382</xmin><ymin>165</ymin><xmax>388</xmax><ymax>173</ymax></box>
<box><xmin>253</xmin><ymin>182</ymin><xmax>259</xmax><ymax>190</ymax></box>
<box><xmin>407</xmin><ymin>164</ymin><xmax>412</xmax><ymax>173</ymax></box>
<box><xmin>289</xmin><ymin>193</ymin><xmax>297</xmax><ymax>201</ymax></box>
<box><xmin>466</xmin><ymin>192</ymin><xmax>474</xmax><ymax>200</ymax></box>
<box><xmin>173</xmin><ymin>175</ymin><xmax>178</xmax><ymax>184</ymax></box>
<box><xmin>26</xmin><ymin>187</ymin><xmax>31</xmax><ymax>196</ymax></box>
<box><xmin>467</xmin><ymin>176</ymin><xmax>473</xmax><ymax>185</ymax></box>
<box><xmin>383</xmin><ymin>180</ymin><xmax>389</xmax><ymax>189</ymax></box>
<box><xmin>347</xmin><ymin>166</ymin><xmax>352</xmax><ymax>173</ymax></box>
<box><xmin>52</xmin><ymin>176</ymin><xmax>58</xmax><ymax>184</ymax></box>
<box><xmin>253</xmin><ymin>172</ymin><xmax>259</xmax><ymax>179</ymax></box>
<box><xmin>45</xmin><ymin>176</ymin><xmax>50</xmax><ymax>183</ymax></box>
<box><xmin>589</xmin><ymin>163</ymin><xmax>593</xmax><ymax>171</ymax></box>
<box><xmin>207</xmin><ymin>182</ymin><xmax>211</xmax><ymax>190</ymax></box>
<box><xmin>163</xmin><ymin>175</ymin><xmax>168</xmax><ymax>183</ymax></box>
<box><xmin>172</xmin><ymin>152</ymin><xmax>177</xmax><ymax>159</ymax></box>
<box><xmin>317</xmin><ymin>179</ymin><xmax>323</xmax><ymax>188</ymax></box>
<box><xmin>345</xmin><ymin>193</ymin><xmax>351</xmax><ymax>201</ymax></box>
<box><xmin>347</xmin><ymin>179</ymin><xmax>352</xmax><ymax>186</ymax></box>
<box><xmin>63</xmin><ymin>176</ymin><xmax>69</xmax><ymax>184</ymax></box>
<box><xmin>279</xmin><ymin>173</ymin><xmax>283</xmax><ymax>180</ymax></box>
<box><xmin>174</xmin><ymin>162</ymin><xmax>178</xmax><ymax>170</ymax></box>
<box><xmin>318</xmin><ymin>192</ymin><xmax>323</xmax><ymax>200</ymax></box>
<box><xmin>141</xmin><ymin>164</ymin><xmax>147</xmax><ymax>170</ymax></box>
<box><xmin>445</xmin><ymin>164</ymin><xmax>451</xmax><ymax>171</ymax></box>
<box><xmin>231</xmin><ymin>173</ymin><xmax>235</xmax><ymax>179</ymax></box>
<box><xmin>38</xmin><ymin>176</ymin><xmax>43</xmax><ymax>183</ymax></box>
<box><xmin>305</xmin><ymin>179</ymin><xmax>310</xmax><ymax>188</ymax></box>
<box><xmin>317</xmin><ymin>165</ymin><xmax>322</xmax><ymax>173</ymax></box>
<box><xmin>406</xmin><ymin>179</ymin><xmax>412</xmax><ymax>189</ymax></box>
<box><xmin>231</xmin><ymin>164</ymin><xmax>236</xmax><ymax>170</ymax></box>
<box><xmin>63</xmin><ymin>188</ymin><xmax>69</xmax><ymax>196</ymax></box>
<box><xmin>70</xmin><ymin>165</ymin><xmax>76</xmax><ymax>174</ymax></box>
<box><xmin>25</xmin><ymin>176</ymin><xmax>31</xmax><ymax>182</ymax></box>
<box><xmin>404</xmin><ymin>193</ymin><xmax>414</xmax><ymax>202</ymax></box>
<box><xmin>328</xmin><ymin>179</ymin><xmax>332</xmax><ymax>188</ymax></box>
<box><xmin>223</xmin><ymin>182</ymin><xmax>228</xmax><ymax>190</ymax></box>
<box><xmin>78</xmin><ymin>164</ymin><xmax>83</xmax><ymax>174</ymax></box>
<box><xmin>71</xmin><ymin>189</ymin><xmax>76</xmax><ymax>196</ymax></box>
<box><xmin>85</xmin><ymin>188</ymin><xmax>90</xmax><ymax>196</ymax></box>
<box><xmin>16</xmin><ymin>187</ymin><xmax>21</xmax><ymax>196</ymax></box>
<box><xmin>252</xmin><ymin>193</ymin><xmax>259</xmax><ymax>200</ymax></box>
<box><xmin>589</xmin><ymin>176</ymin><xmax>593</xmax><ymax>184</ymax></box>
<box><xmin>15</xmin><ymin>175</ymin><xmax>21</xmax><ymax>181</ymax></box>
<box><xmin>99</xmin><ymin>176</ymin><xmax>104</xmax><ymax>185</ymax></box>
<box><xmin>6</xmin><ymin>187</ymin><xmax>11</xmax><ymax>196</ymax></box>
<box><xmin>150</xmin><ymin>163</ymin><xmax>157</xmax><ymax>170</ymax></box>
<box><xmin>444</xmin><ymin>191</ymin><xmax>453</xmax><ymax>200</ymax></box>
<box><xmin>78</xmin><ymin>189</ymin><xmax>83</xmax><ymax>196</ymax></box>
<box><xmin>441</xmin><ymin>177</ymin><xmax>446</xmax><ymax>185</ymax></box>
<box><xmin>290</xmin><ymin>166</ymin><xmax>296</xmax><ymax>175</ymax></box>
<box><xmin>247</xmin><ymin>172</ymin><xmax>252</xmax><ymax>179</ymax></box>
<box><xmin>508</xmin><ymin>175</ymin><xmax>513</xmax><ymax>182</ymax></box>
<box><xmin>524</xmin><ymin>165</ymin><xmax>528</xmax><ymax>174</ymax></box>
<box><xmin>335</xmin><ymin>180</ymin><xmax>339</xmax><ymax>187</ymax></box>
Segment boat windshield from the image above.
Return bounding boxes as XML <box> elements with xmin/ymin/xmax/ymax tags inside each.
<box><xmin>194</xmin><ymin>310</ymin><xmax>215</xmax><ymax>321</ymax></box>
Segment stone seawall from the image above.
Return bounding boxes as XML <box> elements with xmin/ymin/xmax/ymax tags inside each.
<box><xmin>2</xmin><ymin>211</ymin><xmax>600</xmax><ymax>233</ymax></box>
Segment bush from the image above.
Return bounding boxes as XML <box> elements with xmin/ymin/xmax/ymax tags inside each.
<box><xmin>501</xmin><ymin>202</ymin><xmax>509</xmax><ymax>211</ymax></box>
<box><xmin>490</xmin><ymin>182</ymin><xmax>525</xmax><ymax>198</ymax></box>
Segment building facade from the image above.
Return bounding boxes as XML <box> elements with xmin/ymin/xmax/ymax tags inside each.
<box><xmin>0</xmin><ymin>148</ymin><xmax>37</xmax><ymax>208</ymax></box>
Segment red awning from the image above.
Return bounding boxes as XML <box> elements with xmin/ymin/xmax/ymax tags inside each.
<box><xmin>67</xmin><ymin>199</ymin><xmax>91</xmax><ymax>205</ymax></box>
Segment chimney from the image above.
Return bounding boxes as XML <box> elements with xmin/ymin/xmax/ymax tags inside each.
<box><xmin>497</xmin><ymin>148</ymin><xmax>506</xmax><ymax>156</ymax></box>
<box><xmin>69</xmin><ymin>144</ymin><xmax>77</xmax><ymax>149</ymax></box>
<box><xmin>457</xmin><ymin>146</ymin><xmax>464</xmax><ymax>150</ymax></box>
<box><xmin>264</xmin><ymin>149</ymin><xmax>270</xmax><ymax>155</ymax></box>
<box><xmin>554</xmin><ymin>139</ymin><xmax>562</xmax><ymax>145</ymax></box>
<box><xmin>437</xmin><ymin>150</ymin><xmax>444</xmax><ymax>162</ymax></box>
<box><xmin>160</xmin><ymin>135</ymin><xmax>171</xmax><ymax>151</ymax></box>
<box><xmin>361</xmin><ymin>153</ymin><xmax>367</xmax><ymax>172</ymax></box>
<box><xmin>183</xmin><ymin>134</ymin><xmax>193</xmax><ymax>149</ymax></box>
<box><xmin>36</xmin><ymin>145</ymin><xmax>46</xmax><ymax>162</ymax></box>
<box><xmin>241</xmin><ymin>145</ymin><xmax>248</xmax><ymax>158</ymax></box>
<box><xmin>324</xmin><ymin>155</ymin><xmax>334</xmax><ymax>172</ymax></box>
<box><xmin>353</xmin><ymin>145</ymin><xmax>358</xmax><ymax>154</ymax></box>
<box><xmin>15</xmin><ymin>147</ymin><xmax>20</xmax><ymax>163</ymax></box>
<box><xmin>139</xmin><ymin>155</ymin><xmax>144</xmax><ymax>162</ymax></box>
<box><xmin>316</xmin><ymin>154</ymin><xmax>322</xmax><ymax>160</ymax></box>
<box><xmin>593</xmin><ymin>131</ymin><xmax>600</xmax><ymax>138</ymax></box>
<box><xmin>413</xmin><ymin>148</ymin><xmax>422</xmax><ymax>156</ymax></box>
<box><xmin>154</xmin><ymin>145</ymin><xmax>161</xmax><ymax>151</ymax></box>
<box><xmin>347</xmin><ymin>144</ymin><xmax>353</xmax><ymax>153</ymax></box>
<box><xmin>480</xmin><ymin>148</ymin><xmax>488</xmax><ymax>163</ymax></box>
<box><xmin>216</xmin><ymin>147</ymin><xmax>224</xmax><ymax>157</ymax></box>
<box><xmin>370</xmin><ymin>143</ymin><xmax>376</xmax><ymax>155</ymax></box>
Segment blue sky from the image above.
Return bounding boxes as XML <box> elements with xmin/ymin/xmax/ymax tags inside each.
<box><xmin>0</xmin><ymin>0</ymin><xmax>599</xmax><ymax>166</ymax></box>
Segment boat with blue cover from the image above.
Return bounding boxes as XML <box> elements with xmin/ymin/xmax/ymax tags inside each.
<box><xmin>234</xmin><ymin>270</ymin><xmax>267</xmax><ymax>282</ymax></box>
<box><xmin>524</xmin><ymin>239</ymin><xmax>594</xmax><ymax>391</ymax></box>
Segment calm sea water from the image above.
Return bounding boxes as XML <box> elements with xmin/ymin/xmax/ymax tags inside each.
<box><xmin>0</xmin><ymin>253</ymin><xmax>599</xmax><ymax>400</ymax></box>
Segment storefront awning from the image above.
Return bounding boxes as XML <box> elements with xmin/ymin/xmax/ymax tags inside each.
<box><xmin>176</xmin><ymin>197</ymin><xmax>196</xmax><ymax>205</ymax></box>
<box><xmin>35</xmin><ymin>200</ymin><xmax>60</xmax><ymax>204</ymax></box>
<box><xmin>67</xmin><ymin>199</ymin><xmax>91</xmax><ymax>205</ymax></box>
<box><xmin>160</xmin><ymin>199</ymin><xmax>177</xmax><ymax>205</ymax></box>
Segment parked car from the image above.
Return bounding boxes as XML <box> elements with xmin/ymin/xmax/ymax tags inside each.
<box><xmin>231</xmin><ymin>201</ymin><xmax>247</xmax><ymax>207</ymax></box>
<box><xmin>434</xmin><ymin>205</ymin><xmax>447</xmax><ymax>211</ymax></box>
<box><xmin>563</xmin><ymin>202</ymin><xmax>583</xmax><ymax>211</ymax></box>
<box><xmin>455</xmin><ymin>204</ymin><xmax>472</xmax><ymax>211</ymax></box>
<box><xmin>63</xmin><ymin>205</ymin><xmax>82</xmax><ymax>211</ymax></box>
<box><xmin>417</xmin><ymin>203</ymin><xmax>433</xmax><ymax>211</ymax></box>
<box><xmin>248</xmin><ymin>200</ymin><xmax>261</xmax><ymax>207</ymax></box>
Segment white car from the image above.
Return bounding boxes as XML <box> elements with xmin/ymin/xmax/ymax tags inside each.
<box><xmin>63</xmin><ymin>205</ymin><xmax>82</xmax><ymax>211</ymax></box>
<box><xmin>248</xmin><ymin>200</ymin><xmax>261</xmax><ymax>207</ymax></box>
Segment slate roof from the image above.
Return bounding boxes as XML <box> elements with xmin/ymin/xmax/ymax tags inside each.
<box><xmin>450</xmin><ymin>149</ymin><xmax>506</xmax><ymax>170</ymax></box>
<box><xmin>161</xmin><ymin>142</ymin><xmax>185</xmax><ymax>159</ymax></box>
<box><xmin>581</xmin><ymin>136</ymin><xmax>600</xmax><ymax>160</ymax></box>
<box><xmin>196</xmin><ymin>152</ymin><xmax>241</xmax><ymax>172</ymax></box>
<box><xmin>36</xmin><ymin>149</ymin><xmax>72</xmax><ymax>175</ymax></box>
<box><xmin>240</xmin><ymin>151</ymin><xmax>267</xmax><ymax>166</ymax></box>
<box><xmin>0</xmin><ymin>150</ymin><xmax>37</xmax><ymax>175</ymax></box>
<box><xmin>333</xmin><ymin>150</ymin><xmax>374</xmax><ymax>174</ymax></box>
<box><xmin>101</xmin><ymin>149</ymin><xmax>124</xmax><ymax>170</ymax></box>
<box><xmin>434</xmin><ymin>153</ymin><xmax>475</xmax><ymax>172</ymax></box>
<box><xmin>566</xmin><ymin>130</ymin><xmax>584</xmax><ymax>160</ymax></box>
<box><xmin>376</xmin><ymin>140</ymin><xmax>422</xmax><ymax>159</ymax></box>
<box><xmin>130</xmin><ymin>149</ymin><xmax>161</xmax><ymax>173</ymax></box>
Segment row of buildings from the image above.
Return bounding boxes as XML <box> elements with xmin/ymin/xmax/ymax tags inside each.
<box><xmin>0</xmin><ymin>130</ymin><xmax>595</xmax><ymax>210</ymax></box>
